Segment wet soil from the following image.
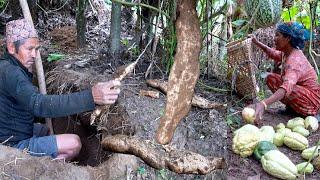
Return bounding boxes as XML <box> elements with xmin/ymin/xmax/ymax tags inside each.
<box><xmin>44</xmin><ymin>25</ymin><xmax>228</xmax><ymax>179</ymax></box>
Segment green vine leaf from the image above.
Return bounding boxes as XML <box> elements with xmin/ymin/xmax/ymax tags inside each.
<box><xmin>232</xmin><ymin>19</ymin><xmax>247</xmax><ymax>27</ymax></box>
<box><xmin>47</xmin><ymin>53</ymin><xmax>65</xmax><ymax>62</ymax></box>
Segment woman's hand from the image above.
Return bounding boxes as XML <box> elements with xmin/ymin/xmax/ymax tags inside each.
<box><xmin>254</xmin><ymin>102</ymin><xmax>266</xmax><ymax>124</ymax></box>
<box><xmin>248</xmin><ymin>34</ymin><xmax>258</xmax><ymax>44</ymax></box>
<box><xmin>247</xmin><ymin>102</ymin><xmax>265</xmax><ymax>125</ymax></box>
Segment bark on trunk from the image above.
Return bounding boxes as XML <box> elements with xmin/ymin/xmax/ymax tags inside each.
<box><xmin>156</xmin><ymin>0</ymin><xmax>201</xmax><ymax>145</ymax></box>
<box><xmin>76</xmin><ymin>0</ymin><xmax>87</xmax><ymax>48</ymax></box>
<box><xmin>27</xmin><ymin>0</ymin><xmax>38</xmax><ymax>23</ymax></box>
<box><xmin>110</xmin><ymin>2</ymin><xmax>121</xmax><ymax>54</ymax></box>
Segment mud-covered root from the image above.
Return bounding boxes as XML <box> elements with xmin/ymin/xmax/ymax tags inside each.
<box><xmin>101</xmin><ymin>134</ymin><xmax>166</xmax><ymax>169</ymax></box>
<box><xmin>146</xmin><ymin>79</ymin><xmax>226</xmax><ymax>109</ymax></box>
<box><xmin>101</xmin><ymin>135</ymin><xmax>226</xmax><ymax>174</ymax></box>
<box><xmin>90</xmin><ymin>60</ymin><xmax>139</xmax><ymax>126</ymax></box>
<box><xmin>167</xmin><ymin>151</ymin><xmax>225</xmax><ymax>174</ymax></box>
<box><xmin>139</xmin><ymin>90</ymin><xmax>160</xmax><ymax>99</ymax></box>
<box><xmin>90</xmin><ymin>105</ymin><xmax>111</xmax><ymax>128</ymax></box>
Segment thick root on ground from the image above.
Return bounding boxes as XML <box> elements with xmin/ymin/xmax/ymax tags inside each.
<box><xmin>146</xmin><ymin>79</ymin><xmax>226</xmax><ymax>109</ymax></box>
<box><xmin>101</xmin><ymin>135</ymin><xmax>225</xmax><ymax>174</ymax></box>
<box><xmin>101</xmin><ymin>134</ymin><xmax>166</xmax><ymax>169</ymax></box>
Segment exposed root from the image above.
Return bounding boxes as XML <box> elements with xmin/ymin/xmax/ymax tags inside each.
<box><xmin>146</xmin><ymin>79</ymin><xmax>227</xmax><ymax>109</ymax></box>
<box><xmin>139</xmin><ymin>90</ymin><xmax>160</xmax><ymax>99</ymax></box>
<box><xmin>90</xmin><ymin>56</ymin><xmax>142</xmax><ymax>126</ymax></box>
<box><xmin>46</xmin><ymin>66</ymin><xmax>91</xmax><ymax>94</ymax></box>
<box><xmin>101</xmin><ymin>135</ymin><xmax>226</xmax><ymax>174</ymax></box>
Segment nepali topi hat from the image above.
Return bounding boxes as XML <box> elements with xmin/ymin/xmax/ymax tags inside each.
<box><xmin>5</xmin><ymin>19</ymin><xmax>38</xmax><ymax>43</ymax></box>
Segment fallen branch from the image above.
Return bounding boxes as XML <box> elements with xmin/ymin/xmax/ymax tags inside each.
<box><xmin>146</xmin><ymin>79</ymin><xmax>227</xmax><ymax>109</ymax></box>
<box><xmin>101</xmin><ymin>135</ymin><xmax>225</xmax><ymax>174</ymax></box>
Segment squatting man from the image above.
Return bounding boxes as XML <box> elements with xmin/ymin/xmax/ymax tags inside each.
<box><xmin>0</xmin><ymin>19</ymin><xmax>121</xmax><ymax>161</ymax></box>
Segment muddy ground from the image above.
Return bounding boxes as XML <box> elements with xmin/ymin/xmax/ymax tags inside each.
<box><xmin>49</xmin><ymin>72</ymin><xmax>228</xmax><ymax>179</ymax></box>
<box><xmin>0</xmin><ymin>22</ymin><xmax>228</xmax><ymax>179</ymax></box>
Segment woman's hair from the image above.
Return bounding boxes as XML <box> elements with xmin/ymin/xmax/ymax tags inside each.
<box><xmin>276</xmin><ymin>22</ymin><xmax>310</xmax><ymax>50</ymax></box>
<box><xmin>278</xmin><ymin>31</ymin><xmax>305</xmax><ymax>50</ymax></box>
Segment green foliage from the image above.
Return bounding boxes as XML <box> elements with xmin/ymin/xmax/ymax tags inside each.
<box><xmin>161</xmin><ymin>0</ymin><xmax>227</xmax><ymax>75</ymax></box>
<box><xmin>232</xmin><ymin>19</ymin><xmax>247</xmax><ymax>27</ymax></box>
<box><xmin>128</xmin><ymin>43</ymin><xmax>140</xmax><ymax>56</ymax></box>
<box><xmin>231</xmin><ymin>20</ymin><xmax>249</xmax><ymax>40</ymax></box>
<box><xmin>281</xmin><ymin>6</ymin><xmax>299</xmax><ymax>21</ymax></box>
<box><xmin>226</xmin><ymin>108</ymin><xmax>241</xmax><ymax>130</ymax></box>
<box><xmin>47</xmin><ymin>53</ymin><xmax>65</xmax><ymax>62</ymax></box>
<box><xmin>137</xmin><ymin>166</ymin><xmax>146</xmax><ymax>175</ymax></box>
<box><xmin>157</xmin><ymin>169</ymin><xmax>171</xmax><ymax>180</ymax></box>
<box><xmin>281</xmin><ymin>5</ymin><xmax>310</xmax><ymax>28</ymax></box>
<box><xmin>161</xmin><ymin>2</ymin><xmax>177</xmax><ymax>74</ymax></box>
<box><xmin>120</xmin><ymin>38</ymin><xmax>129</xmax><ymax>46</ymax></box>
<box><xmin>281</xmin><ymin>1</ymin><xmax>320</xmax><ymax>29</ymax></box>
<box><xmin>0</xmin><ymin>0</ymin><xmax>7</xmax><ymax>9</ymax></box>
<box><xmin>104</xmin><ymin>0</ymin><xmax>112</xmax><ymax>5</ymax></box>
<box><xmin>256</xmin><ymin>86</ymin><xmax>266</xmax><ymax>101</ymax></box>
<box><xmin>197</xmin><ymin>0</ymin><xmax>226</xmax><ymax>38</ymax></box>
<box><xmin>245</xmin><ymin>0</ymin><xmax>282</xmax><ymax>28</ymax></box>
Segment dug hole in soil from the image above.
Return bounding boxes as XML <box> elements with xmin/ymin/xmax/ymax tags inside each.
<box><xmin>0</xmin><ymin>26</ymin><xmax>227</xmax><ymax>179</ymax></box>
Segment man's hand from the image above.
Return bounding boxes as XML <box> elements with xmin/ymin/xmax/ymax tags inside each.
<box><xmin>92</xmin><ymin>80</ymin><xmax>121</xmax><ymax>105</ymax></box>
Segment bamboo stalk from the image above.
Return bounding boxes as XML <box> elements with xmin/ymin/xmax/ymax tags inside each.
<box><xmin>111</xmin><ymin>0</ymin><xmax>169</xmax><ymax>18</ymax></box>
<box><xmin>19</xmin><ymin>0</ymin><xmax>53</xmax><ymax>135</ymax></box>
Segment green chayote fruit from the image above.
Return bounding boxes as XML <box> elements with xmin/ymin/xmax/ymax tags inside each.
<box><xmin>296</xmin><ymin>162</ymin><xmax>314</xmax><ymax>174</ymax></box>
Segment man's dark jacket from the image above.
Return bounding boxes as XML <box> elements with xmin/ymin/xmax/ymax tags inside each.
<box><xmin>0</xmin><ymin>53</ymin><xmax>95</xmax><ymax>144</ymax></box>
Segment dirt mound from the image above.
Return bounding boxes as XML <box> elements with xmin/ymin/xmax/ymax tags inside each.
<box><xmin>49</xmin><ymin>26</ymin><xmax>77</xmax><ymax>52</ymax></box>
<box><xmin>0</xmin><ymin>145</ymin><xmax>98</xmax><ymax>179</ymax></box>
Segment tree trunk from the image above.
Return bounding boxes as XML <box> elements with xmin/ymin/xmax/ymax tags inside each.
<box><xmin>76</xmin><ymin>0</ymin><xmax>87</xmax><ymax>48</ymax></box>
<box><xmin>27</xmin><ymin>0</ymin><xmax>38</xmax><ymax>24</ymax></box>
<box><xmin>218</xmin><ymin>20</ymin><xmax>227</xmax><ymax>69</ymax></box>
<box><xmin>146</xmin><ymin>15</ymin><xmax>154</xmax><ymax>44</ymax></box>
<box><xmin>156</xmin><ymin>0</ymin><xmax>201</xmax><ymax>145</ymax></box>
<box><xmin>11</xmin><ymin>0</ymin><xmax>21</xmax><ymax>18</ymax></box>
<box><xmin>110</xmin><ymin>2</ymin><xmax>121</xmax><ymax>54</ymax></box>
